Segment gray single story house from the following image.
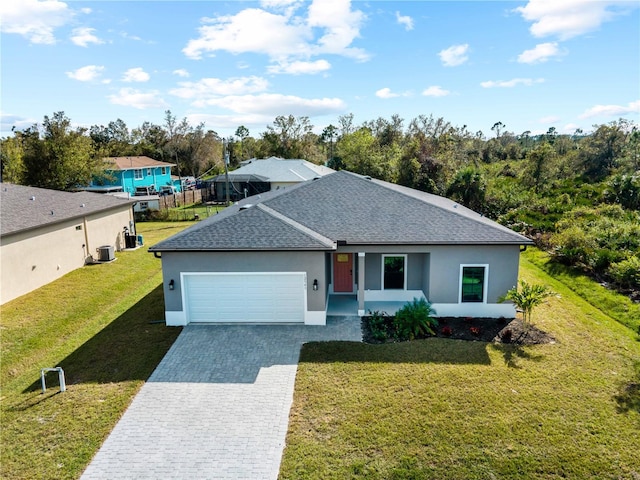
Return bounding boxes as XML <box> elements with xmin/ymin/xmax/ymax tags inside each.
<box><xmin>211</xmin><ymin>156</ymin><xmax>334</xmax><ymax>201</ymax></box>
<box><xmin>149</xmin><ymin>171</ymin><xmax>533</xmax><ymax>326</ymax></box>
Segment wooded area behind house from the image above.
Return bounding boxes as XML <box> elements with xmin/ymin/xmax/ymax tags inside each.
<box><xmin>1</xmin><ymin>110</ymin><xmax>639</xmax><ymax>295</ymax></box>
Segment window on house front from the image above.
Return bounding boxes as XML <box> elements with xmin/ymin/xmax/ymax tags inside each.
<box><xmin>147</xmin><ymin>168</ymin><xmax>152</xmax><ymax>176</ymax></box>
<box><xmin>460</xmin><ymin>265</ymin><xmax>487</xmax><ymax>303</ymax></box>
<box><xmin>134</xmin><ymin>169</ymin><xmax>143</xmax><ymax>180</ymax></box>
<box><xmin>161</xmin><ymin>167</ymin><xmax>167</xmax><ymax>175</ymax></box>
<box><xmin>383</xmin><ymin>255</ymin><xmax>406</xmax><ymax>289</ymax></box>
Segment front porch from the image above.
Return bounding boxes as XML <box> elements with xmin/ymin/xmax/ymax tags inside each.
<box><xmin>327</xmin><ymin>294</ymin><xmax>418</xmax><ymax>317</ymax></box>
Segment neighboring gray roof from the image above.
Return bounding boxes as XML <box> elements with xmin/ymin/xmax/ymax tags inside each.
<box><xmin>150</xmin><ymin>171</ymin><xmax>532</xmax><ymax>252</ymax></box>
<box><xmin>1</xmin><ymin>183</ymin><xmax>134</xmax><ymax>236</ymax></box>
<box><xmin>220</xmin><ymin>157</ymin><xmax>334</xmax><ymax>183</ymax></box>
<box><xmin>211</xmin><ymin>173</ymin><xmax>269</xmax><ymax>183</ymax></box>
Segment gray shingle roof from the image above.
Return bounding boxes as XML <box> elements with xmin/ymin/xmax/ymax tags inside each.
<box><xmin>151</xmin><ymin>203</ymin><xmax>334</xmax><ymax>251</ymax></box>
<box><xmin>1</xmin><ymin>183</ymin><xmax>134</xmax><ymax>236</ymax></box>
<box><xmin>149</xmin><ymin>170</ymin><xmax>532</xmax><ymax>252</ymax></box>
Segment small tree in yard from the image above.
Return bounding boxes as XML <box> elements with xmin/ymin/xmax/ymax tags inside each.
<box><xmin>499</xmin><ymin>280</ymin><xmax>554</xmax><ymax>326</ymax></box>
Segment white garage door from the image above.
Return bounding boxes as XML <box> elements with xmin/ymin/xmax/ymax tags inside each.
<box><xmin>184</xmin><ymin>272</ymin><xmax>306</xmax><ymax>323</ymax></box>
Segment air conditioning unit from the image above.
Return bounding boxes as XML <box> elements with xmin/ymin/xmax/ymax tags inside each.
<box><xmin>97</xmin><ymin>245</ymin><xmax>115</xmax><ymax>262</ymax></box>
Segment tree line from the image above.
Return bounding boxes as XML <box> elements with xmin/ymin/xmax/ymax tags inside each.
<box><xmin>1</xmin><ymin>110</ymin><xmax>639</xmax><ymax>291</ymax></box>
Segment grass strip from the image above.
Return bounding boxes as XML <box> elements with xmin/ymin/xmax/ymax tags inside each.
<box><xmin>524</xmin><ymin>247</ymin><xmax>640</xmax><ymax>334</ymax></box>
<box><xmin>0</xmin><ymin>222</ymin><xmax>192</xmax><ymax>480</ymax></box>
<box><xmin>280</xmin><ymin>253</ymin><xmax>640</xmax><ymax>479</ymax></box>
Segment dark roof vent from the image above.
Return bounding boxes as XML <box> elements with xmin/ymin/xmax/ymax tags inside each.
<box><xmin>30</xmin><ymin>196</ymin><xmax>35</xmax><ymax>201</ymax></box>
<box><xmin>239</xmin><ymin>204</ymin><xmax>253</xmax><ymax>211</ymax></box>
<box><xmin>364</xmin><ymin>175</ymin><xmax>372</xmax><ymax>180</ymax></box>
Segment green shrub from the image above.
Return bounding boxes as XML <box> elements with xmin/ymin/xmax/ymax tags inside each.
<box><xmin>366</xmin><ymin>311</ymin><xmax>394</xmax><ymax>342</ymax></box>
<box><xmin>549</xmin><ymin>226</ymin><xmax>596</xmax><ymax>266</ymax></box>
<box><xmin>608</xmin><ymin>256</ymin><xmax>640</xmax><ymax>290</ymax></box>
<box><xmin>393</xmin><ymin>298</ymin><xmax>438</xmax><ymax>341</ymax></box>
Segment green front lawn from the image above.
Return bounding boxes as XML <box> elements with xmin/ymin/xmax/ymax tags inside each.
<box><xmin>280</xmin><ymin>253</ymin><xmax>640</xmax><ymax>479</ymax></box>
<box><xmin>0</xmin><ymin>222</ymin><xmax>193</xmax><ymax>480</ymax></box>
<box><xmin>2</xmin><ymin>229</ymin><xmax>639</xmax><ymax>480</ymax></box>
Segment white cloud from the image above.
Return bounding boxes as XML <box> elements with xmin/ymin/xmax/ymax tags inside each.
<box><xmin>184</xmin><ymin>8</ymin><xmax>308</xmax><ymax>60</ymax></box>
<box><xmin>267</xmin><ymin>59</ymin><xmax>331</xmax><ymax>75</ymax></box>
<box><xmin>0</xmin><ymin>113</ymin><xmax>37</xmax><ymax>133</ymax></box>
<box><xmin>396</xmin><ymin>11</ymin><xmax>414</xmax><ymax>31</ymax></box>
<box><xmin>0</xmin><ymin>0</ymin><xmax>72</xmax><ymax>44</ymax></box>
<box><xmin>438</xmin><ymin>44</ymin><xmax>469</xmax><ymax>67</ymax></box>
<box><xmin>199</xmin><ymin>93</ymin><xmax>345</xmax><ymax>116</ymax></box>
<box><xmin>539</xmin><ymin>115</ymin><xmax>560</xmax><ymax>124</ymax></box>
<box><xmin>173</xmin><ymin>69</ymin><xmax>190</xmax><ymax>78</ymax></box>
<box><xmin>518</xmin><ymin>42</ymin><xmax>562</xmax><ymax>64</ymax></box>
<box><xmin>307</xmin><ymin>0</ymin><xmax>368</xmax><ymax>60</ymax></box>
<box><xmin>376</xmin><ymin>88</ymin><xmax>400</xmax><ymax>99</ymax></box>
<box><xmin>422</xmin><ymin>86</ymin><xmax>450</xmax><ymax>97</ymax></box>
<box><xmin>481</xmin><ymin>78</ymin><xmax>545</xmax><ymax>88</ymax></box>
<box><xmin>70</xmin><ymin>27</ymin><xmax>104</xmax><ymax>47</ymax></box>
<box><xmin>170</xmin><ymin>76</ymin><xmax>269</xmax><ymax>106</ymax></box>
<box><xmin>108</xmin><ymin>88</ymin><xmax>168</xmax><ymax>109</ymax></box>
<box><xmin>66</xmin><ymin>65</ymin><xmax>105</xmax><ymax>82</ymax></box>
<box><xmin>122</xmin><ymin>67</ymin><xmax>150</xmax><ymax>83</ymax></box>
<box><xmin>183</xmin><ymin>0</ymin><xmax>368</xmax><ymax>63</ymax></box>
<box><xmin>514</xmin><ymin>0</ymin><xmax>634</xmax><ymax>40</ymax></box>
<box><xmin>579</xmin><ymin>100</ymin><xmax>640</xmax><ymax>119</ymax></box>
<box><xmin>260</xmin><ymin>0</ymin><xmax>300</xmax><ymax>8</ymax></box>
<box><xmin>80</xmin><ymin>7</ymin><xmax>91</xmax><ymax>14</ymax></box>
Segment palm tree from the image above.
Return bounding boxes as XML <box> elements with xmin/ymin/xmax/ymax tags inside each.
<box><xmin>499</xmin><ymin>280</ymin><xmax>554</xmax><ymax>326</ymax></box>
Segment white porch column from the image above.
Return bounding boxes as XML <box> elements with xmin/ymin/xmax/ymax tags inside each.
<box><xmin>358</xmin><ymin>252</ymin><xmax>365</xmax><ymax>316</ymax></box>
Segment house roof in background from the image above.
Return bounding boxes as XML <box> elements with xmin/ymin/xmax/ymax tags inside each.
<box><xmin>1</xmin><ymin>183</ymin><xmax>134</xmax><ymax>236</ymax></box>
<box><xmin>211</xmin><ymin>173</ymin><xmax>270</xmax><ymax>183</ymax></box>
<box><xmin>150</xmin><ymin>170</ymin><xmax>532</xmax><ymax>252</ymax></box>
<box><xmin>216</xmin><ymin>157</ymin><xmax>334</xmax><ymax>183</ymax></box>
<box><xmin>105</xmin><ymin>156</ymin><xmax>176</xmax><ymax>171</ymax></box>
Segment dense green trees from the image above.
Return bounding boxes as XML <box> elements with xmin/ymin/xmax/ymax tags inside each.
<box><xmin>8</xmin><ymin>112</ymin><xmax>104</xmax><ymax>190</ymax></box>
<box><xmin>1</xmin><ymin>110</ymin><xmax>637</xmax><ymax>293</ymax></box>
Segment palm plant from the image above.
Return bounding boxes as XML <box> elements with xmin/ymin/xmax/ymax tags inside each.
<box><xmin>394</xmin><ymin>298</ymin><xmax>438</xmax><ymax>340</ymax></box>
<box><xmin>499</xmin><ymin>280</ymin><xmax>554</xmax><ymax>326</ymax></box>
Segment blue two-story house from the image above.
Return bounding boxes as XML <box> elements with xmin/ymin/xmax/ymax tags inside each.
<box><xmin>90</xmin><ymin>156</ymin><xmax>178</xmax><ymax>195</ymax></box>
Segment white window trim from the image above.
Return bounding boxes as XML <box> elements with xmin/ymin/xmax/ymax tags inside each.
<box><xmin>134</xmin><ymin>169</ymin><xmax>143</xmax><ymax>180</ymax></box>
<box><xmin>459</xmin><ymin>264</ymin><xmax>489</xmax><ymax>304</ymax></box>
<box><xmin>381</xmin><ymin>254</ymin><xmax>407</xmax><ymax>290</ymax></box>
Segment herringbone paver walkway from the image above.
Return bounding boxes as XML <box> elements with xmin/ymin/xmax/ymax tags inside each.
<box><xmin>81</xmin><ymin>317</ymin><xmax>361</xmax><ymax>480</ymax></box>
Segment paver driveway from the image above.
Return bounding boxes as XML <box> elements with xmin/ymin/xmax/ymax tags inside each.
<box><xmin>81</xmin><ymin>316</ymin><xmax>361</xmax><ymax>480</ymax></box>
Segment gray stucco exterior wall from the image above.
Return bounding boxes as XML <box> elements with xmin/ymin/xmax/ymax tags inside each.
<box><xmin>427</xmin><ymin>245</ymin><xmax>521</xmax><ymax>303</ymax></box>
<box><xmin>336</xmin><ymin>244</ymin><xmax>519</xmax><ymax>305</ymax></box>
<box><xmin>160</xmin><ymin>250</ymin><xmax>327</xmax><ymax>313</ymax></box>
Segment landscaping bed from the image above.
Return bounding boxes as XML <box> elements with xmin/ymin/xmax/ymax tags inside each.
<box><xmin>362</xmin><ymin>314</ymin><xmax>556</xmax><ymax>345</ymax></box>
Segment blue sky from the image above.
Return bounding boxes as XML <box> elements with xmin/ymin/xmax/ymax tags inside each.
<box><xmin>1</xmin><ymin>0</ymin><xmax>639</xmax><ymax>139</ymax></box>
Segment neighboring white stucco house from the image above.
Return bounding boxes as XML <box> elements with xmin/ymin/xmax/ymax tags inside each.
<box><xmin>211</xmin><ymin>156</ymin><xmax>334</xmax><ymax>201</ymax></box>
<box><xmin>0</xmin><ymin>183</ymin><xmax>135</xmax><ymax>304</ymax></box>
<box><xmin>150</xmin><ymin>171</ymin><xmax>533</xmax><ymax>326</ymax></box>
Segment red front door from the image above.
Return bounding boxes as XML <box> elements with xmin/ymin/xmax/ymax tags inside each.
<box><xmin>333</xmin><ymin>253</ymin><xmax>353</xmax><ymax>292</ymax></box>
